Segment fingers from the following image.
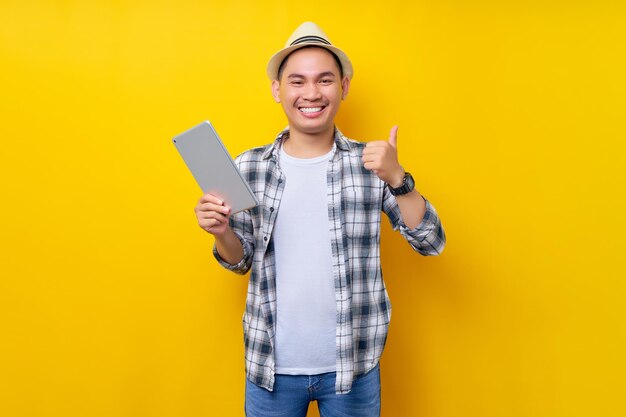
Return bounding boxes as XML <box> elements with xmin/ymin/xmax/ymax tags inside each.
<box><xmin>388</xmin><ymin>125</ymin><xmax>398</xmax><ymax>147</ymax></box>
<box><xmin>196</xmin><ymin>202</ymin><xmax>230</xmax><ymax>215</ymax></box>
<box><xmin>196</xmin><ymin>205</ymin><xmax>230</xmax><ymax>233</ymax></box>
<box><xmin>198</xmin><ymin>216</ymin><xmax>228</xmax><ymax>233</ymax></box>
<box><xmin>362</xmin><ymin>142</ymin><xmax>389</xmax><ymax>164</ymax></box>
<box><xmin>363</xmin><ymin>140</ymin><xmax>389</xmax><ymax>150</ymax></box>
<box><xmin>197</xmin><ymin>209</ymin><xmax>228</xmax><ymax>224</ymax></box>
<box><xmin>195</xmin><ymin>193</ymin><xmax>232</xmax><ymax>234</ymax></box>
<box><xmin>362</xmin><ymin>141</ymin><xmax>393</xmax><ymax>161</ymax></box>
<box><xmin>363</xmin><ymin>125</ymin><xmax>399</xmax><ymax>152</ymax></box>
<box><xmin>363</xmin><ymin>162</ymin><xmax>381</xmax><ymax>173</ymax></box>
<box><xmin>196</xmin><ymin>193</ymin><xmax>230</xmax><ymax>213</ymax></box>
<box><xmin>362</xmin><ymin>130</ymin><xmax>401</xmax><ymax>183</ymax></box>
<box><xmin>362</xmin><ymin>153</ymin><xmax>382</xmax><ymax>170</ymax></box>
<box><xmin>198</xmin><ymin>193</ymin><xmax>224</xmax><ymax>205</ymax></box>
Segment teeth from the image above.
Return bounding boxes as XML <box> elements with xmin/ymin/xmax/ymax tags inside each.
<box><xmin>299</xmin><ymin>107</ymin><xmax>323</xmax><ymax>113</ymax></box>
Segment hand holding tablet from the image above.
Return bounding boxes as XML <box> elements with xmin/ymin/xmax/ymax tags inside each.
<box><xmin>173</xmin><ymin>121</ymin><xmax>259</xmax><ymax>214</ymax></box>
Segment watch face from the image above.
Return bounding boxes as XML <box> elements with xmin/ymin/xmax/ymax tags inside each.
<box><xmin>390</xmin><ymin>172</ymin><xmax>414</xmax><ymax>196</ymax></box>
<box><xmin>405</xmin><ymin>173</ymin><xmax>415</xmax><ymax>189</ymax></box>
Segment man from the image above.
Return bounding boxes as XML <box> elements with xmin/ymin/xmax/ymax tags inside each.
<box><xmin>194</xmin><ymin>22</ymin><xmax>445</xmax><ymax>417</ymax></box>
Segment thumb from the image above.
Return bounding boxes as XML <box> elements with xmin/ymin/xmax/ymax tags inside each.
<box><xmin>388</xmin><ymin>125</ymin><xmax>399</xmax><ymax>148</ymax></box>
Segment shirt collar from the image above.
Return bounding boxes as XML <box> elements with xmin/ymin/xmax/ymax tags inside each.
<box><xmin>261</xmin><ymin>126</ymin><xmax>351</xmax><ymax>160</ymax></box>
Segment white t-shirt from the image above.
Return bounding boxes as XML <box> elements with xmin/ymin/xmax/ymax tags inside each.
<box><xmin>273</xmin><ymin>145</ymin><xmax>337</xmax><ymax>375</ymax></box>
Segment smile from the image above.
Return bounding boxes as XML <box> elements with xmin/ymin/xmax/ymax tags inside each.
<box><xmin>298</xmin><ymin>106</ymin><xmax>324</xmax><ymax>113</ymax></box>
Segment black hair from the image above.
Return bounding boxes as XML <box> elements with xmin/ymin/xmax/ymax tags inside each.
<box><xmin>277</xmin><ymin>45</ymin><xmax>344</xmax><ymax>81</ymax></box>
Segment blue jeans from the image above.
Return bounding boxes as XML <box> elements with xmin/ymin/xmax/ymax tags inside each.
<box><xmin>245</xmin><ymin>364</ymin><xmax>381</xmax><ymax>417</ymax></box>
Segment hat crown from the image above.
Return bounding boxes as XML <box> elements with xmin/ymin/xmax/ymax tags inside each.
<box><xmin>266</xmin><ymin>21</ymin><xmax>353</xmax><ymax>80</ymax></box>
<box><xmin>285</xmin><ymin>22</ymin><xmax>332</xmax><ymax>48</ymax></box>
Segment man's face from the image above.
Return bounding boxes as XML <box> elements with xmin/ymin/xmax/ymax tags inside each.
<box><xmin>271</xmin><ymin>47</ymin><xmax>350</xmax><ymax>138</ymax></box>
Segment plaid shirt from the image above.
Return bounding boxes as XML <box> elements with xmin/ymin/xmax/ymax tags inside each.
<box><xmin>213</xmin><ymin>127</ymin><xmax>446</xmax><ymax>394</ymax></box>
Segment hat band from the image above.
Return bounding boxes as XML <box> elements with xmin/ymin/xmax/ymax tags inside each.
<box><xmin>290</xmin><ymin>35</ymin><xmax>331</xmax><ymax>46</ymax></box>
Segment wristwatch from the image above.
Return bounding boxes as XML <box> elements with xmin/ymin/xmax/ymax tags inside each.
<box><xmin>387</xmin><ymin>172</ymin><xmax>415</xmax><ymax>196</ymax></box>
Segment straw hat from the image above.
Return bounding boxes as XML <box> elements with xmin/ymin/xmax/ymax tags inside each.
<box><xmin>266</xmin><ymin>22</ymin><xmax>353</xmax><ymax>80</ymax></box>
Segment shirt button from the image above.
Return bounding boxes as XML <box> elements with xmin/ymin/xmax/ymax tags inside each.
<box><xmin>278</xmin><ymin>179</ymin><xmax>283</xmax><ymax>184</ymax></box>
<box><xmin>263</xmin><ymin>236</ymin><xmax>268</xmax><ymax>242</ymax></box>
<box><xmin>270</xmin><ymin>207</ymin><xmax>274</xmax><ymax>212</ymax></box>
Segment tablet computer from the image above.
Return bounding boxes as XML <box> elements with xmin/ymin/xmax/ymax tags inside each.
<box><xmin>173</xmin><ymin>121</ymin><xmax>259</xmax><ymax>214</ymax></box>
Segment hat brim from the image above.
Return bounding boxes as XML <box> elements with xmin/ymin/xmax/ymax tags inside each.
<box><xmin>267</xmin><ymin>43</ymin><xmax>353</xmax><ymax>81</ymax></box>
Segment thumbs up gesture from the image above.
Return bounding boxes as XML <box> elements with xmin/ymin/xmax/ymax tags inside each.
<box><xmin>362</xmin><ymin>125</ymin><xmax>406</xmax><ymax>187</ymax></box>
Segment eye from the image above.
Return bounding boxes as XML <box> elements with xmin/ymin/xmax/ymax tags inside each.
<box><xmin>290</xmin><ymin>80</ymin><xmax>303</xmax><ymax>86</ymax></box>
<box><xmin>320</xmin><ymin>79</ymin><xmax>333</xmax><ymax>85</ymax></box>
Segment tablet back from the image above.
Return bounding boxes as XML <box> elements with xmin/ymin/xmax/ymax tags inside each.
<box><xmin>173</xmin><ymin>121</ymin><xmax>259</xmax><ymax>214</ymax></box>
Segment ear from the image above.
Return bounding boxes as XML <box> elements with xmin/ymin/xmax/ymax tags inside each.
<box><xmin>341</xmin><ymin>76</ymin><xmax>350</xmax><ymax>100</ymax></box>
<box><xmin>271</xmin><ymin>80</ymin><xmax>281</xmax><ymax>103</ymax></box>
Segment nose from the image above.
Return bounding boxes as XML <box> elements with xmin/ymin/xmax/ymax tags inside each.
<box><xmin>302</xmin><ymin>82</ymin><xmax>322</xmax><ymax>100</ymax></box>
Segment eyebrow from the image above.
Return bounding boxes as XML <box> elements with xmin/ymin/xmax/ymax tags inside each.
<box><xmin>287</xmin><ymin>71</ymin><xmax>337</xmax><ymax>79</ymax></box>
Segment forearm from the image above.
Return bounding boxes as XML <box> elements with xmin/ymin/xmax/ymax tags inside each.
<box><xmin>214</xmin><ymin>227</ymin><xmax>245</xmax><ymax>265</ymax></box>
<box><xmin>395</xmin><ymin>189</ymin><xmax>427</xmax><ymax>229</ymax></box>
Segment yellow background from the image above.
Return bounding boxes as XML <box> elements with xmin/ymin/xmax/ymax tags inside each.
<box><xmin>1</xmin><ymin>1</ymin><xmax>625</xmax><ymax>416</ymax></box>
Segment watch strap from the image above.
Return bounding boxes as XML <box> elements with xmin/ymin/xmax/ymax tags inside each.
<box><xmin>387</xmin><ymin>172</ymin><xmax>415</xmax><ymax>196</ymax></box>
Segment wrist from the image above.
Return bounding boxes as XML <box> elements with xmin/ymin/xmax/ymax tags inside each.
<box><xmin>387</xmin><ymin>171</ymin><xmax>416</xmax><ymax>196</ymax></box>
<box><xmin>387</xmin><ymin>167</ymin><xmax>406</xmax><ymax>188</ymax></box>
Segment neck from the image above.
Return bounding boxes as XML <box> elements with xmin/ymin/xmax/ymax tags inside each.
<box><xmin>283</xmin><ymin>126</ymin><xmax>335</xmax><ymax>158</ymax></box>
